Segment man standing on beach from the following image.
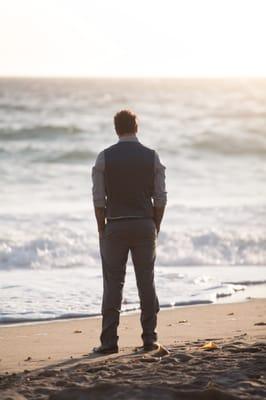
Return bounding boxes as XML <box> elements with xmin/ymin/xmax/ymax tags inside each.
<box><xmin>91</xmin><ymin>110</ymin><xmax>167</xmax><ymax>354</ymax></box>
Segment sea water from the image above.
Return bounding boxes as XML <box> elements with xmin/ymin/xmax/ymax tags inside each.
<box><xmin>0</xmin><ymin>78</ymin><xmax>265</xmax><ymax>323</ymax></box>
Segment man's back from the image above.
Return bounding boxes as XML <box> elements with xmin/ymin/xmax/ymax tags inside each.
<box><xmin>104</xmin><ymin>141</ymin><xmax>155</xmax><ymax>219</ymax></box>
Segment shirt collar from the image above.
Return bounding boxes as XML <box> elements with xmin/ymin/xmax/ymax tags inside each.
<box><xmin>118</xmin><ymin>134</ymin><xmax>139</xmax><ymax>143</ymax></box>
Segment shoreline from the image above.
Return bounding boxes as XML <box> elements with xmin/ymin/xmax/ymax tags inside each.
<box><xmin>1</xmin><ymin>281</ymin><xmax>266</xmax><ymax>328</ymax></box>
<box><xmin>0</xmin><ymin>296</ymin><xmax>255</xmax><ymax>328</ymax></box>
<box><xmin>0</xmin><ymin>300</ymin><xmax>214</xmax><ymax>328</ymax></box>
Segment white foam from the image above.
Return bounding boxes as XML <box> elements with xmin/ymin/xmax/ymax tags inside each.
<box><xmin>1</xmin><ymin>225</ymin><xmax>266</xmax><ymax>271</ymax></box>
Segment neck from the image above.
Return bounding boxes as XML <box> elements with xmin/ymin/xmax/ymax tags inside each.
<box><xmin>118</xmin><ymin>133</ymin><xmax>136</xmax><ymax>138</ymax></box>
<box><xmin>117</xmin><ymin>133</ymin><xmax>139</xmax><ymax>143</ymax></box>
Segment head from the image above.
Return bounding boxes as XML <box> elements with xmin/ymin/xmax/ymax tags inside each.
<box><xmin>114</xmin><ymin>109</ymin><xmax>138</xmax><ymax>136</ymax></box>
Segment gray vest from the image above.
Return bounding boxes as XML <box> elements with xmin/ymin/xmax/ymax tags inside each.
<box><xmin>104</xmin><ymin>141</ymin><xmax>155</xmax><ymax>219</ymax></box>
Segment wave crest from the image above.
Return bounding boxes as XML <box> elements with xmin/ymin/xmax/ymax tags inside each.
<box><xmin>190</xmin><ymin>132</ymin><xmax>266</xmax><ymax>156</ymax></box>
<box><xmin>0</xmin><ymin>125</ymin><xmax>82</xmax><ymax>141</ymax></box>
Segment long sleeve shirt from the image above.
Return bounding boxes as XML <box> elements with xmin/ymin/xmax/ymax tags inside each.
<box><xmin>92</xmin><ymin>134</ymin><xmax>167</xmax><ymax>211</ymax></box>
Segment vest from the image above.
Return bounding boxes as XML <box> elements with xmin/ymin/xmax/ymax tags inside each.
<box><xmin>104</xmin><ymin>141</ymin><xmax>155</xmax><ymax>219</ymax></box>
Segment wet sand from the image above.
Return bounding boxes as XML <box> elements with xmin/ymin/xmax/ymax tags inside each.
<box><xmin>0</xmin><ymin>299</ymin><xmax>265</xmax><ymax>399</ymax></box>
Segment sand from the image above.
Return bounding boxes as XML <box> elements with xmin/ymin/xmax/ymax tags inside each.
<box><xmin>0</xmin><ymin>299</ymin><xmax>265</xmax><ymax>399</ymax></box>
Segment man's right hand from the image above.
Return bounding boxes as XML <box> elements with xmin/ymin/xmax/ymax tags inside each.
<box><xmin>153</xmin><ymin>206</ymin><xmax>165</xmax><ymax>236</ymax></box>
<box><xmin>94</xmin><ymin>207</ymin><xmax>106</xmax><ymax>239</ymax></box>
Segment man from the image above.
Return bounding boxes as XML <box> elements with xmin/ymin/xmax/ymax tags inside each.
<box><xmin>91</xmin><ymin>109</ymin><xmax>167</xmax><ymax>354</ymax></box>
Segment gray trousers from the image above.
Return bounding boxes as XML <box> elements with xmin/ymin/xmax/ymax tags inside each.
<box><xmin>99</xmin><ymin>218</ymin><xmax>160</xmax><ymax>347</ymax></box>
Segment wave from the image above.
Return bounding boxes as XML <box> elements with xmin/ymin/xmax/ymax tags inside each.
<box><xmin>0</xmin><ymin>125</ymin><xmax>83</xmax><ymax>141</ymax></box>
<box><xmin>0</xmin><ymin>103</ymin><xmax>33</xmax><ymax>112</ymax></box>
<box><xmin>205</xmin><ymin>110</ymin><xmax>266</xmax><ymax>120</ymax></box>
<box><xmin>157</xmin><ymin>230</ymin><xmax>266</xmax><ymax>266</ymax></box>
<box><xmin>0</xmin><ymin>299</ymin><xmax>215</xmax><ymax>325</ymax></box>
<box><xmin>190</xmin><ymin>132</ymin><xmax>266</xmax><ymax>157</ymax></box>
<box><xmin>166</xmin><ymin>299</ymin><xmax>213</xmax><ymax>307</ymax></box>
<box><xmin>7</xmin><ymin>285</ymin><xmax>266</xmax><ymax>323</ymax></box>
<box><xmin>223</xmin><ymin>280</ymin><xmax>266</xmax><ymax>286</ymax></box>
<box><xmin>0</xmin><ymin>312</ymin><xmax>101</xmax><ymax>325</ymax></box>
<box><xmin>0</xmin><ymin>145</ymin><xmax>96</xmax><ymax>163</ymax></box>
<box><xmin>0</xmin><ymin>235</ymin><xmax>90</xmax><ymax>270</ymax></box>
<box><xmin>35</xmin><ymin>149</ymin><xmax>96</xmax><ymax>163</ymax></box>
<box><xmin>1</xmin><ymin>229</ymin><xmax>266</xmax><ymax>271</ymax></box>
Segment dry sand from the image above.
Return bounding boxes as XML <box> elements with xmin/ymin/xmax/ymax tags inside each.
<box><xmin>0</xmin><ymin>299</ymin><xmax>265</xmax><ymax>399</ymax></box>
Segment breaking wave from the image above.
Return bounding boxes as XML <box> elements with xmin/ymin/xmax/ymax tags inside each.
<box><xmin>1</xmin><ymin>229</ymin><xmax>265</xmax><ymax>271</ymax></box>
<box><xmin>157</xmin><ymin>230</ymin><xmax>266</xmax><ymax>266</ymax></box>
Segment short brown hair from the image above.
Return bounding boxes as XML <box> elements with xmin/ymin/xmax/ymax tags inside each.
<box><xmin>114</xmin><ymin>110</ymin><xmax>138</xmax><ymax>135</ymax></box>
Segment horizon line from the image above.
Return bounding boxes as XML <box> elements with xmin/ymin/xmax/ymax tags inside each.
<box><xmin>0</xmin><ymin>75</ymin><xmax>266</xmax><ymax>80</ymax></box>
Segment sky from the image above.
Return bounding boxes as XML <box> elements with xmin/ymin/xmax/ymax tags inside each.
<box><xmin>0</xmin><ymin>0</ymin><xmax>266</xmax><ymax>77</ymax></box>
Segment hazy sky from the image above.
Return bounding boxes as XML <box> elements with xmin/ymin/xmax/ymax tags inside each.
<box><xmin>0</xmin><ymin>0</ymin><xmax>266</xmax><ymax>77</ymax></box>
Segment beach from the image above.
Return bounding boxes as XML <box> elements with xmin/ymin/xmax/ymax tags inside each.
<box><xmin>0</xmin><ymin>299</ymin><xmax>265</xmax><ymax>399</ymax></box>
<box><xmin>0</xmin><ymin>78</ymin><xmax>266</xmax><ymax>398</ymax></box>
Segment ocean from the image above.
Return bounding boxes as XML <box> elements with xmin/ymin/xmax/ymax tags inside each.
<box><xmin>0</xmin><ymin>78</ymin><xmax>265</xmax><ymax>324</ymax></box>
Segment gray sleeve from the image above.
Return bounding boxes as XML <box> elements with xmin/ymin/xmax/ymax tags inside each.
<box><xmin>91</xmin><ymin>150</ymin><xmax>106</xmax><ymax>208</ymax></box>
<box><xmin>153</xmin><ymin>151</ymin><xmax>167</xmax><ymax>207</ymax></box>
